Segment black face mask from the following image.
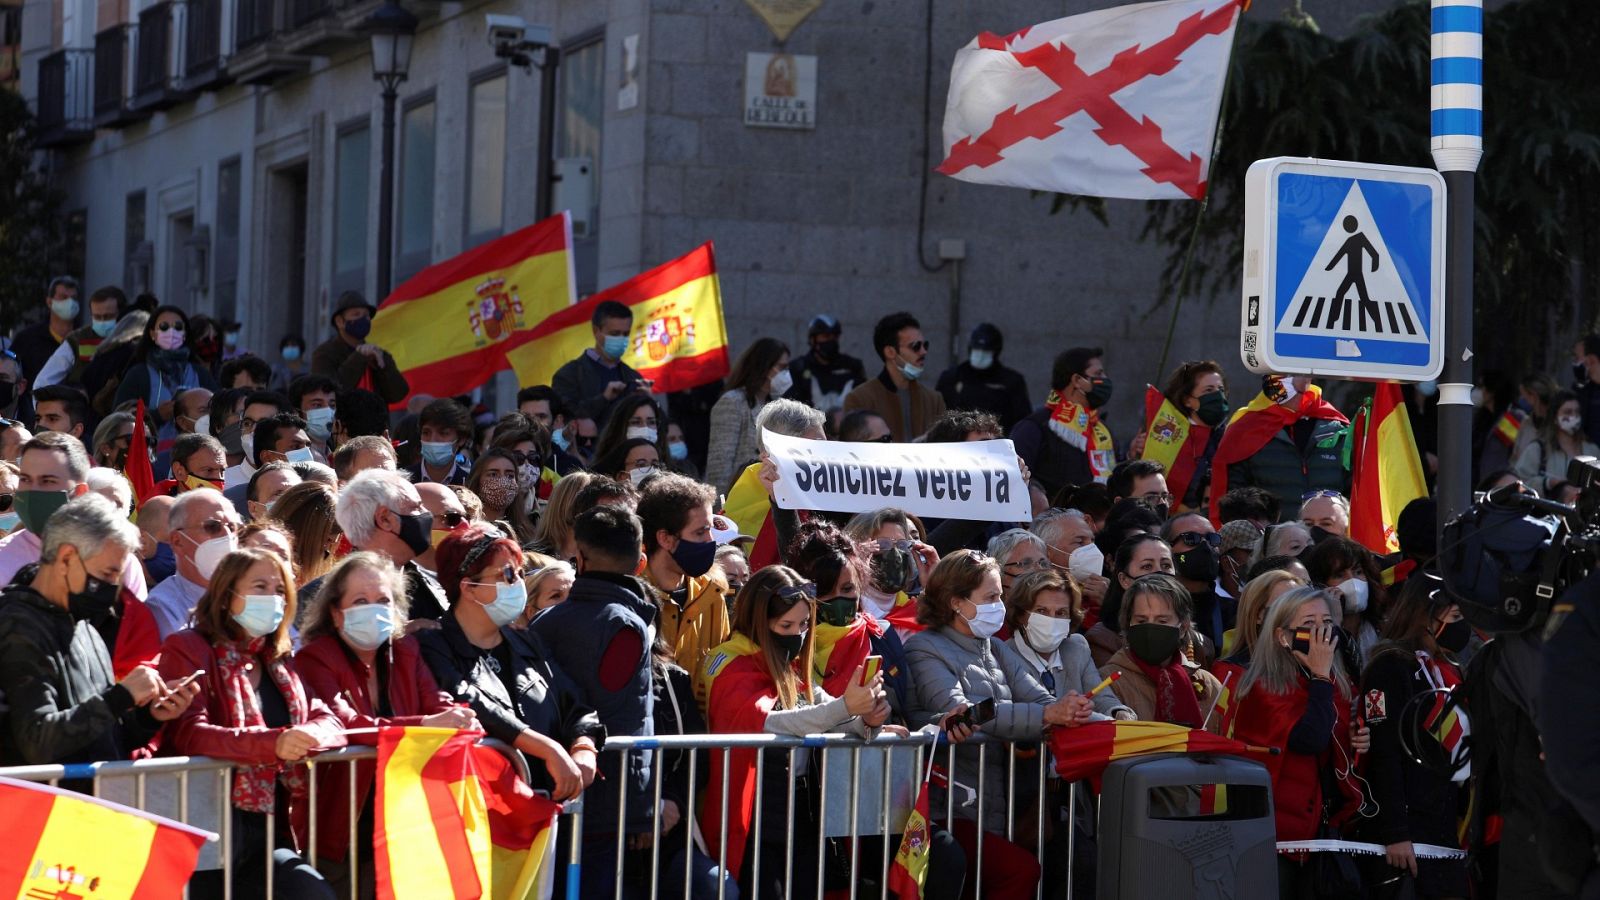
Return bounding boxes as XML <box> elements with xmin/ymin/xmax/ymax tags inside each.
<box><xmin>67</xmin><ymin>557</ymin><xmax>121</xmax><ymax>622</ymax></box>
<box><xmin>818</xmin><ymin>596</ymin><xmax>858</xmax><ymax>627</ymax></box>
<box><xmin>870</xmin><ymin>548</ymin><xmax>913</xmax><ymax>594</ymax></box>
<box><xmin>1196</xmin><ymin>391</ymin><xmax>1231</xmax><ymax>428</ymax></box>
<box><xmin>772</xmin><ymin>630</ymin><xmax>806</xmax><ymax>663</ymax></box>
<box><xmin>1174</xmin><ymin>545</ymin><xmax>1219</xmax><ymax>583</ymax></box>
<box><xmin>813</xmin><ymin>338</ymin><xmax>840</xmax><ymax>362</ymax></box>
<box><xmin>1085</xmin><ymin>376</ymin><xmax>1114</xmax><ymax>410</ymax></box>
<box><xmin>1125</xmin><ymin>623</ymin><xmax>1183</xmax><ymax>665</ymax></box>
<box><xmin>0</xmin><ymin>380</ymin><xmax>16</xmax><ymax>408</ymax></box>
<box><xmin>395</xmin><ymin>510</ymin><xmax>434</xmax><ymax>558</ymax></box>
<box><xmin>1435</xmin><ymin>618</ymin><xmax>1472</xmax><ymax>654</ymax></box>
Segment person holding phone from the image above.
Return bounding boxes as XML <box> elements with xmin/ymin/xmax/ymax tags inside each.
<box><xmin>1226</xmin><ymin>585</ymin><xmax>1371</xmax><ymax>894</ymax></box>
<box><xmin>905</xmin><ymin>550</ymin><xmax>1097</xmax><ymax>900</ymax></box>
<box><xmin>700</xmin><ymin>565</ymin><xmax>892</xmax><ymax>900</ymax></box>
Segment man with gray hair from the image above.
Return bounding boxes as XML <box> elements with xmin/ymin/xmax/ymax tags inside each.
<box><xmin>332</xmin><ymin>468</ymin><xmax>447</xmax><ymax>621</ymax></box>
<box><xmin>0</xmin><ymin>494</ymin><xmax>198</xmax><ymax>766</ymax></box>
<box><xmin>146</xmin><ymin>486</ymin><xmax>242</xmax><ymax>639</ymax></box>
<box><xmin>86</xmin><ymin>467</ymin><xmax>132</xmax><ymax>515</ymax></box>
<box><xmin>1031</xmin><ymin>508</ymin><xmax>1108</xmax><ymax>607</ymax></box>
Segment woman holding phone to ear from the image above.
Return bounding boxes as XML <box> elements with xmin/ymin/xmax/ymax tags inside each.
<box><xmin>1227</xmin><ymin>585</ymin><xmax>1371</xmax><ymax>896</ymax></box>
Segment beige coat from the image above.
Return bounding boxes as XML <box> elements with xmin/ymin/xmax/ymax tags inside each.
<box><xmin>1099</xmin><ymin>648</ymin><xmax>1225</xmax><ymax>734</ymax></box>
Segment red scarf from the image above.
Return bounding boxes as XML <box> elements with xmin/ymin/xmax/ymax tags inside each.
<box><xmin>1045</xmin><ymin>391</ymin><xmax>1115</xmax><ymax>482</ymax></box>
<box><xmin>215</xmin><ymin>638</ymin><xmax>311</xmax><ymax>813</ymax></box>
<box><xmin>1207</xmin><ymin>385</ymin><xmax>1348</xmax><ymax>525</ymax></box>
<box><xmin>1129</xmin><ymin>654</ymin><xmax>1204</xmax><ymax>728</ymax></box>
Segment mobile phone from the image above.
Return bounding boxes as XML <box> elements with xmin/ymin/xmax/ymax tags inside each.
<box><xmin>967</xmin><ymin>698</ymin><xmax>997</xmax><ymax>727</ymax></box>
<box><xmin>861</xmin><ymin>656</ymin><xmax>882</xmax><ymax>686</ymax></box>
<box><xmin>1291</xmin><ymin>628</ymin><xmax>1312</xmax><ymax>654</ymax></box>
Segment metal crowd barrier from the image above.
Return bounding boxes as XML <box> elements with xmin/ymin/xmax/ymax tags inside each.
<box><xmin>0</xmin><ymin>739</ymin><xmax>530</xmax><ymax>900</ymax></box>
<box><xmin>587</xmin><ymin>731</ymin><xmax>1077</xmax><ymax>900</ymax></box>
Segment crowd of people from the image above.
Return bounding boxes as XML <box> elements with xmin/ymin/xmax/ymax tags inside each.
<box><xmin>0</xmin><ymin>276</ymin><xmax>1593</xmax><ymax>899</ymax></box>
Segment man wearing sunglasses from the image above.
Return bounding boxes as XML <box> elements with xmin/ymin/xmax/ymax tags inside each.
<box><xmin>414</xmin><ymin>482</ymin><xmax>467</xmax><ymax>573</ymax></box>
<box><xmin>146</xmin><ymin>488</ymin><xmax>241</xmax><ymax>639</ymax></box>
<box><xmin>842</xmin><ymin>311</ymin><xmax>946</xmax><ymax>442</ymax></box>
<box><xmin>1161</xmin><ymin>513</ymin><xmax>1230</xmax><ymax>653</ymax></box>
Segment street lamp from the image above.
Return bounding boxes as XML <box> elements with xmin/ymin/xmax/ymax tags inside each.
<box><xmin>365</xmin><ymin>0</ymin><xmax>418</xmax><ymax>302</ymax></box>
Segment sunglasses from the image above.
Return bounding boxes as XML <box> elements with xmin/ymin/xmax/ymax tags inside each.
<box><xmin>775</xmin><ymin>582</ymin><xmax>818</xmax><ymax>602</ymax></box>
<box><xmin>874</xmin><ymin>538</ymin><xmax>915</xmax><ymax>554</ymax></box>
<box><xmin>504</xmin><ymin>450</ymin><xmax>542</xmax><ymax>468</ymax></box>
<box><xmin>0</xmin><ymin>493</ymin><xmax>12</xmax><ymax>512</ymax></box>
<box><xmin>902</xmin><ymin>340</ymin><xmax>929</xmax><ymax>353</ymax></box>
<box><xmin>188</xmin><ymin>517</ymin><xmax>238</xmax><ymax>538</ymax></box>
<box><xmin>156</xmin><ymin>321</ymin><xmax>186</xmax><ymax>333</ymax></box>
<box><xmin>467</xmin><ymin>563</ymin><xmax>520</xmax><ymax>589</ymax></box>
<box><xmin>1172</xmin><ymin>531</ymin><xmax>1222</xmax><ymax>549</ymax></box>
<box><xmin>439</xmin><ymin>510</ymin><xmax>467</xmax><ymax>529</ymax></box>
<box><xmin>1302</xmin><ymin>489</ymin><xmax>1343</xmax><ymax>502</ymax></box>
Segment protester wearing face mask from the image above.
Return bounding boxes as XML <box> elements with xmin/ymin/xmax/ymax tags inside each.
<box><xmin>330</xmin><ymin>469</ymin><xmax>450</xmax><ymax>622</ymax></box>
<box><xmin>145</xmin><ymin>488</ymin><xmax>242</xmax><ymax>639</ymax></box>
<box><xmin>465</xmin><ymin>447</ymin><xmax>532</xmax><ymax>544</ymax></box>
<box><xmin>1208</xmin><ymin>374</ymin><xmax>1351</xmax><ymax>527</ymax></box>
<box><xmin>662</xmin><ymin>419</ymin><xmax>700</xmax><ymax>479</ymax></box>
<box><xmin>1353</xmin><ymin>573</ymin><xmax>1472</xmax><ymax>895</ymax></box>
<box><xmin>310</xmin><ymin>291</ymin><xmax>409</xmax><ymax>404</ymax></box>
<box><xmin>1163</xmin><ymin>513</ymin><xmax>1231</xmax><ymax>649</ymax></box>
<box><xmin>11</xmin><ymin>276</ymin><xmax>81</xmax><ymax>385</ymax></box>
<box><xmin>114</xmin><ymin>305</ymin><xmax>220</xmax><ymax>425</ymax></box>
<box><xmin>1129</xmin><ymin>361</ymin><xmax>1231</xmax><ymax>512</ymax></box>
<box><xmin>906</xmin><ymin>550</ymin><xmax>1092</xmax><ymax>900</ymax></box>
<box><xmin>1006</xmin><ymin>570</ymin><xmax>1134</xmax><ymax>718</ymax></box>
<box><xmin>551</xmin><ymin>300</ymin><xmax>647</xmax><ymax>431</ymax></box>
<box><xmin>638</xmin><ymin>473</ymin><xmax>731</xmax><ymax>680</ymax></box>
<box><xmin>292</xmin><ymin>552</ymin><xmax>474</xmax><ymax>889</ymax></box>
<box><xmin>1306</xmin><ymin>536</ymin><xmax>1387</xmax><ymax>670</ymax></box>
<box><xmin>934</xmin><ymin>323</ymin><xmax>1032</xmax><ymax>432</ymax></box>
<box><xmin>1299</xmin><ymin>490</ymin><xmax>1352</xmax><ymax>540</ymax></box>
<box><xmin>1098</xmin><ymin>573</ymin><xmax>1223</xmax><ymax>730</ymax></box>
<box><xmin>269</xmin><ymin>335</ymin><xmax>308</xmax><ymax>393</ymax></box>
<box><xmin>156</xmin><ymin>546</ymin><xmax>346</xmax><ymax>899</ymax></box>
<box><xmin>287</xmin><ymin>373</ymin><xmax>338</xmax><ymax>458</ymax></box>
<box><xmin>842</xmin><ymin>507</ymin><xmax>939</xmax><ymax>636</ymax></box>
<box><xmin>702</xmin><ymin>565</ymin><xmax>891</xmax><ymax>900</ymax></box>
<box><xmin>842</xmin><ymin>311</ymin><xmax>947</xmax><ymax>443</ymax></box>
<box><xmin>705</xmin><ymin>337</ymin><xmax>791</xmax><ymax>494</ymax></box>
<box><xmin>782</xmin><ymin>314</ymin><xmax>867</xmax><ymax>415</ymax></box>
<box><xmin>591</xmin><ymin>395</ymin><xmax>669</xmax><ymax>474</ymax></box>
<box><xmin>1215</xmin><ymin>568</ymin><xmax>1305</xmax><ymax>689</ymax></box>
<box><xmin>1011</xmin><ymin>346</ymin><xmax>1116</xmax><ymax>497</ymax></box>
<box><xmin>406</xmin><ymin>397</ymin><xmax>471</xmax><ymax>486</ymax></box>
<box><xmin>419</xmin><ymin>526</ymin><xmax>602</xmax><ymax>803</ymax></box>
<box><xmin>1215</xmin><ymin>519</ymin><xmax>1261</xmax><ymax>600</ymax></box>
<box><xmin>593</xmin><ymin>436</ymin><xmax>663</xmax><ymax>491</ymax></box>
<box><xmin>1513</xmin><ymin>389</ymin><xmax>1599</xmax><ymax>495</ymax></box>
<box><xmin>1088</xmin><ymin>533</ymin><xmax>1176</xmax><ymax>666</ymax></box>
<box><xmin>0</xmin><ymin>495</ymin><xmax>196</xmax><ymax>769</ymax></box>
<box><xmin>31</xmin><ymin>285</ymin><xmax>126</xmax><ymax>392</ymax></box>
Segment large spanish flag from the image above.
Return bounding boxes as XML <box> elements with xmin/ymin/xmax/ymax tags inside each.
<box><xmin>0</xmin><ymin>775</ymin><xmax>213</xmax><ymax>899</ymax></box>
<box><xmin>1349</xmin><ymin>383</ymin><xmax>1428</xmax><ymax>555</ymax></box>
<box><xmin>1139</xmin><ymin>385</ymin><xmax>1216</xmax><ymax>509</ymax></box>
<box><xmin>370</xmin><ymin>213</ymin><xmax>576</xmax><ymax>407</ymax></box>
<box><xmin>507</xmin><ymin>243</ymin><xmax>728</xmax><ymax>394</ymax></box>
<box><xmin>375</xmin><ymin>727</ymin><xmax>560</xmax><ymax>900</ymax></box>
<box><xmin>1207</xmin><ymin>383</ymin><xmax>1348</xmax><ymax>525</ymax></box>
<box><xmin>1050</xmin><ymin>720</ymin><xmax>1253</xmax><ymax>783</ymax></box>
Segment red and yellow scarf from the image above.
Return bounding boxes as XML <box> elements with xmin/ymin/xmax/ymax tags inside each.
<box><xmin>1046</xmin><ymin>391</ymin><xmax>1115</xmax><ymax>482</ymax></box>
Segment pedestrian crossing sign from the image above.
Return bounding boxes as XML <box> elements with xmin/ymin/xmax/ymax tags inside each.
<box><xmin>1240</xmin><ymin>157</ymin><xmax>1446</xmax><ymax>381</ymax></box>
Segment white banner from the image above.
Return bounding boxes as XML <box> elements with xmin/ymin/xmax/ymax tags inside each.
<box><xmin>764</xmin><ymin>429</ymin><xmax>1029</xmax><ymax>522</ymax></box>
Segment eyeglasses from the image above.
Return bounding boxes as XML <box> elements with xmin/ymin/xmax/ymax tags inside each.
<box><xmin>1170</xmin><ymin>531</ymin><xmax>1222</xmax><ymax>549</ymax></box>
<box><xmin>902</xmin><ymin>340</ymin><xmax>929</xmax><ymax>353</ymax></box>
<box><xmin>1302</xmin><ymin>490</ymin><xmax>1344</xmax><ymax>502</ymax></box>
<box><xmin>775</xmin><ymin>582</ymin><xmax>818</xmax><ymax>602</ymax></box>
<box><xmin>1137</xmin><ymin>491</ymin><xmax>1175</xmax><ymax>507</ymax></box>
<box><xmin>156</xmin><ymin>321</ymin><xmax>186</xmax><ymax>333</ymax></box>
<box><xmin>873</xmin><ymin>538</ymin><xmax>915</xmax><ymax>554</ymax></box>
<box><xmin>504</xmin><ymin>450</ymin><xmax>542</xmax><ymax>468</ymax></box>
<box><xmin>1001</xmin><ymin>558</ymin><xmax>1051</xmax><ymax>575</ymax></box>
<box><xmin>439</xmin><ymin>510</ymin><xmax>467</xmax><ymax>529</ymax></box>
<box><xmin>188</xmin><ymin>517</ymin><xmax>238</xmax><ymax>538</ymax></box>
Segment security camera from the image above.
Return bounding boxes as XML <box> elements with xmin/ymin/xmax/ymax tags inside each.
<box><xmin>486</xmin><ymin>14</ymin><xmax>555</xmax><ymax>69</ymax></box>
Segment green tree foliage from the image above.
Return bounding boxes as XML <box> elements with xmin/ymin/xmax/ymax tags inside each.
<box><xmin>1075</xmin><ymin>0</ymin><xmax>1600</xmax><ymax>374</ymax></box>
<box><xmin>0</xmin><ymin>89</ymin><xmax>67</xmax><ymax>332</ymax></box>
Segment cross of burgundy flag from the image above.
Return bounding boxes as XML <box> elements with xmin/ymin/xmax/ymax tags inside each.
<box><xmin>938</xmin><ymin>0</ymin><xmax>1244</xmax><ymax>200</ymax></box>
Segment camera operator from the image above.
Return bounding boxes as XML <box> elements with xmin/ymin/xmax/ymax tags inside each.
<box><xmin>1540</xmin><ymin>565</ymin><xmax>1600</xmax><ymax>898</ymax></box>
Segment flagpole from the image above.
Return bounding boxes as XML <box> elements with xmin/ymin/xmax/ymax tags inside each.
<box><xmin>1430</xmin><ymin>0</ymin><xmax>1483</xmax><ymax>538</ymax></box>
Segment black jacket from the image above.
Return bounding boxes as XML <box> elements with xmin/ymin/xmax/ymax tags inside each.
<box><xmin>417</xmin><ymin>610</ymin><xmax>605</xmax><ymax>792</ymax></box>
<box><xmin>1359</xmin><ymin>647</ymin><xmax>1465</xmax><ymax>847</ymax></box>
<box><xmin>405</xmin><ymin>561</ymin><xmax>450</xmax><ymax>622</ymax></box>
<box><xmin>935</xmin><ymin>360</ymin><xmax>1031</xmax><ymax>432</ymax></box>
<box><xmin>785</xmin><ymin>350</ymin><xmax>867</xmax><ymax>412</ymax></box>
<box><xmin>0</xmin><ymin>587</ymin><xmax>158</xmax><ymax>766</ymax></box>
<box><xmin>1011</xmin><ymin>407</ymin><xmax>1096</xmax><ymax>498</ymax></box>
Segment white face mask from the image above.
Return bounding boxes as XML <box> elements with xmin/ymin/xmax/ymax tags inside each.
<box><xmin>187</xmin><ymin>531</ymin><xmax>238</xmax><ymax>582</ymax></box>
<box><xmin>1560</xmin><ymin>415</ymin><xmax>1583</xmax><ymax>435</ymax></box>
<box><xmin>962</xmin><ymin>599</ymin><xmax>1007</xmax><ymax>639</ymax></box>
<box><xmin>1336</xmin><ymin>577</ymin><xmax>1369</xmax><ymax>614</ymax></box>
<box><xmin>625</xmin><ymin>425</ymin><xmax>658</xmax><ymax>444</ymax></box>
<box><xmin>769</xmin><ymin>369</ymin><xmax>794</xmax><ymax>397</ymax></box>
<box><xmin>1068</xmin><ymin>543</ymin><xmax>1104</xmax><ymax>581</ymax></box>
<box><xmin>969</xmin><ymin>350</ymin><xmax>995</xmax><ymax>371</ymax></box>
<box><xmin>240</xmin><ymin>431</ymin><xmax>255</xmax><ymax>464</ymax></box>
<box><xmin>1024</xmin><ymin>613</ymin><xmax>1073</xmax><ymax>654</ymax></box>
<box><xmin>628</xmin><ymin>466</ymin><xmax>657</xmax><ymax>487</ymax></box>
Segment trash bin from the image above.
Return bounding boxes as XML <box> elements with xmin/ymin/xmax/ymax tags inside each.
<box><xmin>1097</xmin><ymin>753</ymin><xmax>1277</xmax><ymax>900</ymax></box>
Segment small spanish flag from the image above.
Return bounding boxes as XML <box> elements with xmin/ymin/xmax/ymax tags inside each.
<box><xmin>369</xmin><ymin>212</ymin><xmax>576</xmax><ymax>408</ymax></box>
<box><xmin>507</xmin><ymin>243</ymin><xmax>729</xmax><ymax>394</ymax></box>
<box><xmin>1050</xmin><ymin>720</ymin><xmax>1254</xmax><ymax>783</ymax></box>
<box><xmin>1491</xmin><ymin>406</ymin><xmax>1526</xmax><ymax>448</ymax></box>
<box><xmin>0</xmin><ymin>775</ymin><xmax>213</xmax><ymax>899</ymax></box>
<box><xmin>126</xmin><ymin>399</ymin><xmax>157</xmax><ymax>510</ymax></box>
<box><xmin>1349</xmin><ymin>383</ymin><xmax>1428</xmax><ymax>556</ymax></box>
<box><xmin>375</xmin><ymin>727</ymin><xmax>560</xmax><ymax>900</ymax></box>
<box><xmin>886</xmin><ymin>778</ymin><xmax>933</xmax><ymax>899</ymax></box>
<box><xmin>1139</xmin><ymin>385</ymin><xmax>1213</xmax><ymax>508</ymax></box>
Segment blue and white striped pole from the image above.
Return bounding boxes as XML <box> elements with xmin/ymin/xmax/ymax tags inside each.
<box><xmin>1431</xmin><ymin>0</ymin><xmax>1483</xmax><ymax>532</ymax></box>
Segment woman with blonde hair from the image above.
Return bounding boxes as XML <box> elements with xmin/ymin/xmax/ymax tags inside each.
<box><xmin>512</xmin><ymin>550</ymin><xmax>576</xmax><ymax>627</ymax></box>
<box><xmin>1216</xmin><ymin>568</ymin><xmax>1306</xmax><ymax>683</ymax></box>
<box><xmin>268</xmin><ymin>481</ymin><xmax>341</xmax><ymax>587</ymax></box>
<box><xmin>529</xmin><ymin>471</ymin><xmax>596</xmax><ymax>560</ymax></box>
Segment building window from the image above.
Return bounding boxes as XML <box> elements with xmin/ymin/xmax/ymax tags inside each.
<box><xmin>466</xmin><ymin>71</ymin><xmax>506</xmax><ymax>246</ymax></box>
<box><xmin>60</xmin><ymin>208</ymin><xmax>88</xmax><ymax>281</ymax></box>
<box><xmin>215</xmin><ymin>157</ymin><xmax>241</xmax><ymax>322</ymax></box>
<box><xmin>124</xmin><ymin>189</ymin><xmax>149</xmax><ymax>294</ymax></box>
<box><xmin>557</xmin><ymin>36</ymin><xmax>603</xmax><ymax>291</ymax></box>
<box><xmin>397</xmin><ymin>94</ymin><xmax>435</xmax><ymax>283</ymax></box>
<box><xmin>333</xmin><ymin>124</ymin><xmax>370</xmax><ymax>294</ymax></box>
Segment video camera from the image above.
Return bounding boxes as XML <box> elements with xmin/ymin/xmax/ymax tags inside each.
<box><xmin>1440</xmin><ymin>456</ymin><xmax>1600</xmax><ymax>634</ymax></box>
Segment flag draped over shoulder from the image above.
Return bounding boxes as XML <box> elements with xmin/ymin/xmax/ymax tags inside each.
<box><xmin>1050</xmin><ymin>720</ymin><xmax>1253</xmax><ymax>783</ymax></box>
<box><xmin>812</xmin><ymin>613</ymin><xmax>882</xmax><ymax>698</ymax></box>
<box><xmin>0</xmin><ymin>775</ymin><xmax>213</xmax><ymax>900</ymax></box>
<box><xmin>375</xmin><ymin>727</ymin><xmax>560</xmax><ymax>900</ymax></box>
<box><xmin>508</xmin><ymin>243</ymin><xmax>729</xmax><ymax>394</ymax></box>
<box><xmin>1349</xmin><ymin>383</ymin><xmax>1428</xmax><ymax>555</ymax></box>
<box><xmin>369</xmin><ymin>213</ymin><xmax>576</xmax><ymax>408</ymax></box>
<box><xmin>699</xmin><ymin>634</ymin><xmax>777</xmax><ymax>882</ymax></box>
<box><xmin>1207</xmin><ymin>384</ymin><xmax>1349</xmax><ymax>525</ymax></box>
<box><xmin>724</xmin><ymin>462</ymin><xmax>778</xmax><ymax>568</ymax></box>
<box><xmin>938</xmin><ymin>0</ymin><xmax>1244</xmax><ymax>200</ymax></box>
<box><xmin>1140</xmin><ymin>385</ymin><xmax>1214</xmax><ymax>506</ymax></box>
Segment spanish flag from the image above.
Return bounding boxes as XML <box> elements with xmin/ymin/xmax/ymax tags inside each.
<box><xmin>699</xmin><ymin>634</ymin><xmax>777</xmax><ymax>881</ymax></box>
<box><xmin>1491</xmin><ymin>406</ymin><xmax>1526</xmax><ymax>448</ymax></box>
<box><xmin>375</xmin><ymin>727</ymin><xmax>560</xmax><ymax>900</ymax></box>
<box><xmin>507</xmin><ymin>243</ymin><xmax>729</xmax><ymax>394</ymax></box>
<box><xmin>1050</xmin><ymin>720</ymin><xmax>1253</xmax><ymax>784</ymax></box>
<box><xmin>1207</xmin><ymin>384</ymin><xmax>1348</xmax><ymax>525</ymax></box>
<box><xmin>1140</xmin><ymin>385</ymin><xmax>1213</xmax><ymax>509</ymax></box>
<box><xmin>1349</xmin><ymin>383</ymin><xmax>1428</xmax><ymax>555</ymax></box>
<box><xmin>370</xmin><ymin>213</ymin><xmax>576</xmax><ymax>407</ymax></box>
<box><xmin>886</xmin><ymin>778</ymin><xmax>933</xmax><ymax>900</ymax></box>
<box><xmin>724</xmin><ymin>462</ymin><xmax>778</xmax><ymax>568</ymax></box>
<box><xmin>0</xmin><ymin>775</ymin><xmax>213</xmax><ymax>899</ymax></box>
<box><xmin>812</xmin><ymin>613</ymin><xmax>882</xmax><ymax>698</ymax></box>
<box><xmin>127</xmin><ymin>399</ymin><xmax>156</xmax><ymax>509</ymax></box>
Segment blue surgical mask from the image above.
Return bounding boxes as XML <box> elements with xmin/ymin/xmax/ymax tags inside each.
<box><xmin>340</xmin><ymin>603</ymin><xmax>397</xmax><ymax>652</ymax></box>
<box><xmin>551</xmin><ymin>430</ymin><xmax>571</xmax><ymax>452</ymax></box>
<box><xmin>91</xmin><ymin>320</ymin><xmax>117</xmax><ymax>339</ymax></box>
<box><xmin>421</xmin><ymin>441</ymin><xmax>456</xmax><ymax>467</ymax></box>
<box><xmin>282</xmin><ymin>346</ymin><xmax>302</xmax><ymax>362</ymax></box>
<box><xmin>0</xmin><ymin>511</ymin><xmax>20</xmax><ymax>532</ymax></box>
<box><xmin>603</xmin><ymin>334</ymin><xmax>630</xmax><ymax>359</ymax></box>
<box><xmin>285</xmin><ymin>446</ymin><xmax>315</xmax><ymax>463</ymax></box>
<box><xmin>477</xmin><ymin>580</ymin><xmax>529</xmax><ymax>628</ymax></box>
<box><xmin>969</xmin><ymin>350</ymin><xmax>994</xmax><ymax>371</ymax></box>
<box><xmin>305</xmin><ymin>406</ymin><xmax>335</xmax><ymax>442</ymax></box>
<box><xmin>232</xmin><ymin>593</ymin><xmax>285</xmax><ymax>638</ymax></box>
<box><xmin>668</xmin><ymin>440</ymin><xmax>689</xmax><ymax>461</ymax></box>
<box><xmin>899</xmin><ymin>360</ymin><xmax>924</xmax><ymax>382</ymax></box>
<box><xmin>51</xmin><ymin>298</ymin><xmax>80</xmax><ymax>321</ymax></box>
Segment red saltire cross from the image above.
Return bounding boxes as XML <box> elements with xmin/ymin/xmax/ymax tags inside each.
<box><xmin>937</xmin><ymin>1</ymin><xmax>1241</xmax><ymax>200</ymax></box>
